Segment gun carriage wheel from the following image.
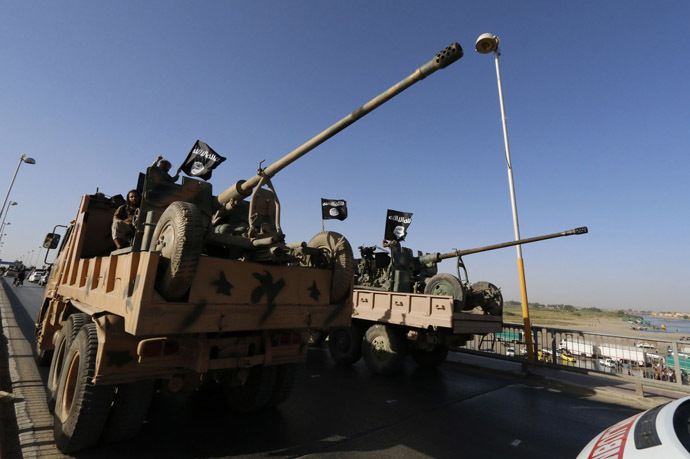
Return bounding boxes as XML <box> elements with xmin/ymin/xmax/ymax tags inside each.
<box><xmin>307</xmin><ymin>231</ymin><xmax>354</xmax><ymax>303</ymax></box>
<box><xmin>423</xmin><ymin>273</ymin><xmax>465</xmax><ymax>312</ymax></box>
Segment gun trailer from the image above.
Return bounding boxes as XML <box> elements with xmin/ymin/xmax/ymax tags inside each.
<box><xmin>326</xmin><ymin>227</ymin><xmax>588</xmax><ymax>375</ymax></box>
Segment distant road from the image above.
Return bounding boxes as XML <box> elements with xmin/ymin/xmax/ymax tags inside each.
<box><xmin>1</xmin><ymin>278</ymin><xmax>640</xmax><ymax>458</ymax></box>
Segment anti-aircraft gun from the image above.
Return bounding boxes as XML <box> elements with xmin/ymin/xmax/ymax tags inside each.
<box><xmin>34</xmin><ymin>42</ymin><xmax>463</xmax><ymax>454</ymax></box>
<box><xmin>355</xmin><ymin>227</ymin><xmax>589</xmax><ymax>317</ymax></box>
<box><xmin>327</xmin><ymin>227</ymin><xmax>589</xmax><ymax>375</ymax></box>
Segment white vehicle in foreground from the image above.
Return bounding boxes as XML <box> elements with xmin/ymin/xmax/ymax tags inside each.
<box><xmin>577</xmin><ymin>396</ymin><xmax>690</xmax><ymax>458</ymax></box>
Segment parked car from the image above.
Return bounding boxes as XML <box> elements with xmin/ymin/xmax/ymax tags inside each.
<box><xmin>28</xmin><ymin>269</ymin><xmax>46</xmax><ymax>283</ymax></box>
<box><xmin>577</xmin><ymin>396</ymin><xmax>690</xmax><ymax>458</ymax></box>
<box><xmin>506</xmin><ymin>347</ymin><xmax>516</xmax><ymax>357</ymax></box>
<box><xmin>599</xmin><ymin>358</ymin><xmax>617</xmax><ymax>368</ymax></box>
<box><xmin>559</xmin><ymin>351</ymin><xmax>576</xmax><ymax>363</ymax></box>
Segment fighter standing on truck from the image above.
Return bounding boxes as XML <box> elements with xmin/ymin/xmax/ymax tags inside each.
<box><xmin>152</xmin><ymin>155</ymin><xmax>181</xmax><ymax>182</ymax></box>
<box><xmin>111</xmin><ymin>189</ymin><xmax>141</xmax><ymax>249</ymax></box>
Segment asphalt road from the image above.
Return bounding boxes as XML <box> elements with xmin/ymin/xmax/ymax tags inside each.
<box><xmin>2</xmin><ymin>278</ymin><xmax>641</xmax><ymax>458</ymax></box>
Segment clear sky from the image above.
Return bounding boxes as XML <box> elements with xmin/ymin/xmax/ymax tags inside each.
<box><xmin>0</xmin><ymin>1</ymin><xmax>688</xmax><ymax>312</ymax></box>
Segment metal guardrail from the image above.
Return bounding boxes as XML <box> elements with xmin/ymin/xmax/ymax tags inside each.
<box><xmin>456</xmin><ymin>322</ymin><xmax>690</xmax><ymax>394</ymax></box>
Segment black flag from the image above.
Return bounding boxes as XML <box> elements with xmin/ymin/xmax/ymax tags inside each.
<box><xmin>180</xmin><ymin>140</ymin><xmax>226</xmax><ymax>181</ymax></box>
<box><xmin>384</xmin><ymin>209</ymin><xmax>413</xmax><ymax>241</ymax></box>
<box><xmin>321</xmin><ymin>199</ymin><xmax>348</xmax><ymax>221</ymax></box>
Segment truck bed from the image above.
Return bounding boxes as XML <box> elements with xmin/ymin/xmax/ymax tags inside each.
<box><xmin>352</xmin><ymin>288</ymin><xmax>502</xmax><ymax>334</ymax></box>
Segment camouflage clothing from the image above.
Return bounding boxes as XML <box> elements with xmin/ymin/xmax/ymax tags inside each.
<box><xmin>111</xmin><ymin>203</ymin><xmax>137</xmax><ymax>241</ymax></box>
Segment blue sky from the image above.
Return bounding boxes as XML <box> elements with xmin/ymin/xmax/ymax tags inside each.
<box><xmin>0</xmin><ymin>1</ymin><xmax>688</xmax><ymax>312</ymax></box>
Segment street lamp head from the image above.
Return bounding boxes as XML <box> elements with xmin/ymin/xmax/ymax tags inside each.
<box><xmin>23</xmin><ymin>157</ymin><xmax>36</xmax><ymax>165</ymax></box>
<box><xmin>475</xmin><ymin>33</ymin><xmax>500</xmax><ymax>54</ymax></box>
<box><xmin>9</xmin><ymin>201</ymin><xmax>17</xmax><ymax>206</ymax></box>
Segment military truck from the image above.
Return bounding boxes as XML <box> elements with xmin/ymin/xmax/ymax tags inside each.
<box><xmin>326</xmin><ymin>227</ymin><xmax>588</xmax><ymax>375</ymax></box>
<box><xmin>33</xmin><ymin>42</ymin><xmax>463</xmax><ymax>453</ymax></box>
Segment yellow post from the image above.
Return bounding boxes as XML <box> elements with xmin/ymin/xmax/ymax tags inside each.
<box><xmin>517</xmin><ymin>257</ymin><xmax>534</xmax><ymax>360</ymax></box>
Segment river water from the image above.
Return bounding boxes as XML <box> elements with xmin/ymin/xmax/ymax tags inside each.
<box><xmin>640</xmin><ymin>315</ymin><xmax>690</xmax><ymax>335</ymax></box>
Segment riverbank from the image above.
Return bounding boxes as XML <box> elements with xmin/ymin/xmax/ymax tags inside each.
<box><xmin>504</xmin><ymin>305</ymin><xmax>689</xmax><ymax>342</ymax></box>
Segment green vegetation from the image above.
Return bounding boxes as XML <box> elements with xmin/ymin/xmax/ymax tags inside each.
<box><xmin>503</xmin><ymin>301</ymin><xmax>641</xmax><ymax>327</ymax></box>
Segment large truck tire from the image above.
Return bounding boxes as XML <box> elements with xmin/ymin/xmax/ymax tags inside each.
<box><xmin>265</xmin><ymin>364</ymin><xmax>299</xmax><ymax>408</ymax></box>
<box><xmin>308</xmin><ymin>231</ymin><xmax>354</xmax><ymax>303</ymax></box>
<box><xmin>424</xmin><ymin>273</ymin><xmax>465</xmax><ymax>312</ymax></box>
<box><xmin>47</xmin><ymin>313</ymin><xmax>89</xmax><ymax>413</ymax></box>
<box><xmin>362</xmin><ymin>324</ymin><xmax>407</xmax><ymax>375</ymax></box>
<box><xmin>410</xmin><ymin>344</ymin><xmax>449</xmax><ymax>368</ymax></box>
<box><xmin>151</xmin><ymin>201</ymin><xmax>204</xmax><ymax>301</ymax></box>
<box><xmin>222</xmin><ymin>365</ymin><xmax>277</xmax><ymax>413</ymax></box>
<box><xmin>53</xmin><ymin>323</ymin><xmax>115</xmax><ymax>454</ymax></box>
<box><xmin>101</xmin><ymin>379</ymin><xmax>155</xmax><ymax>443</ymax></box>
<box><xmin>328</xmin><ymin>325</ymin><xmax>364</xmax><ymax>366</ymax></box>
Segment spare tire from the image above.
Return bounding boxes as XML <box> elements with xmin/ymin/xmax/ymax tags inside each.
<box><xmin>308</xmin><ymin>231</ymin><xmax>354</xmax><ymax>303</ymax></box>
<box><xmin>423</xmin><ymin>273</ymin><xmax>465</xmax><ymax>312</ymax></box>
<box><xmin>151</xmin><ymin>201</ymin><xmax>204</xmax><ymax>301</ymax></box>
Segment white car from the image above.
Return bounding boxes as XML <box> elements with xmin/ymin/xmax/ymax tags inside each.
<box><xmin>28</xmin><ymin>269</ymin><xmax>46</xmax><ymax>283</ymax></box>
<box><xmin>600</xmin><ymin>358</ymin><xmax>617</xmax><ymax>368</ymax></box>
<box><xmin>506</xmin><ymin>347</ymin><xmax>516</xmax><ymax>357</ymax></box>
<box><xmin>577</xmin><ymin>396</ymin><xmax>690</xmax><ymax>458</ymax></box>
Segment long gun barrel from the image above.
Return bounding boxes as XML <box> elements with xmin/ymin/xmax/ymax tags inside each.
<box><xmin>418</xmin><ymin>227</ymin><xmax>588</xmax><ymax>265</ymax></box>
<box><xmin>218</xmin><ymin>42</ymin><xmax>463</xmax><ymax>206</ymax></box>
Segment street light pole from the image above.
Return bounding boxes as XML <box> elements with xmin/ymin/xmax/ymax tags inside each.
<box><xmin>0</xmin><ymin>202</ymin><xmax>17</xmax><ymax>246</ymax></box>
<box><xmin>0</xmin><ymin>153</ymin><xmax>36</xmax><ymax>229</ymax></box>
<box><xmin>476</xmin><ymin>33</ymin><xmax>535</xmax><ymax>361</ymax></box>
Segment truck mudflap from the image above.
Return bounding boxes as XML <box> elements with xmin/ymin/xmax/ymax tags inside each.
<box><xmin>93</xmin><ymin>315</ymin><xmax>307</xmax><ymax>385</ymax></box>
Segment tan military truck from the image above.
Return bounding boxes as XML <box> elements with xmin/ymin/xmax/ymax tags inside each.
<box><xmin>326</xmin><ymin>228</ymin><xmax>588</xmax><ymax>374</ymax></box>
<box><xmin>34</xmin><ymin>41</ymin><xmax>463</xmax><ymax>454</ymax></box>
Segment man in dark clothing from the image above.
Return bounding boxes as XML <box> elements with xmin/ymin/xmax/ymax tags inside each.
<box><xmin>111</xmin><ymin>189</ymin><xmax>141</xmax><ymax>249</ymax></box>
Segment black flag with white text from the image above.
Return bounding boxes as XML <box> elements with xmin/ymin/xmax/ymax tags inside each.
<box><xmin>180</xmin><ymin>140</ymin><xmax>226</xmax><ymax>181</ymax></box>
<box><xmin>384</xmin><ymin>209</ymin><xmax>413</xmax><ymax>241</ymax></box>
<box><xmin>321</xmin><ymin>199</ymin><xmax>348</xmax><ymax>221</ymax></box>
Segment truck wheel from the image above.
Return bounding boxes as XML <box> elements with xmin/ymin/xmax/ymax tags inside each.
<box><xmin>151</xmin><ymin>201</ymin><xmax>204</xmax><ymax>301</ymax></box>
<box><xmin>362</xmin><ymin>324</ymin><xmax>407</xmax><ymax>375</ymax></box>
<box><xmin>328</xmin><ymin>325</ymin><xmax>364</xmax><ymax>365</ymax></box>
<box><xmin>468</xmin><ymin>281</ymin><xmax>503</xmax><ymax>316</ymax></box>
<box><xmin>308</xmin><ymin>231</ymin><xmax>354</xmax><ymax>303</ymax></box>
<box><xmin>410</xmin><ymin>344</ymin><xmax>449</xmax><ymax>368</ymax></box>
<box><xmin>47</xmin><ymin>313</ymin><xmax>89</xmax><ymax>413</ymax></box>
<box><xmin>101</xmin><ymin>379</ymin><xmax>155</xmax><ymax>443</ymax></box>
<box><xmin>53</xmin><ymin>323</ymin><xmax>115</xmax><ymax>454</ymax></box>
<box><xmin>265</xmin><ymin>364</ymin><xmax>299</xmax><ymax>408</ymax></box>
<box><xmin>424</xmin><ymin>273</ymin><xmax>465</xmax><ymax>312</ymax></box>
<box><xmin>222</xmin><ymin>365</ymin><xmax>277</xmax><ymax>413</ymax></box>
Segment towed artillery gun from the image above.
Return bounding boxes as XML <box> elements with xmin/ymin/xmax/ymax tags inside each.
<box><xmin>327</xmin><ymin>227</ymin><xmax>588</xmax><ymax>375</ymax></box>
<box><xmin>34</xmin><ymin>42</ymin><xmax>463</xmax><ymax>453</ymax></box>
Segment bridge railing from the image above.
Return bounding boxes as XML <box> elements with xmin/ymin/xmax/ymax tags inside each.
<box><xmin>456</xmin><ymin>322</ymin><xmax>690</xmax><ymax>394</ymax></box>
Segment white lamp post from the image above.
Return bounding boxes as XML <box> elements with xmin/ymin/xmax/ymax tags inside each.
<box><xmin>0</xmin><ymin>154</ymin><xmax>36</xmax><ymax>228</ymax></box>
<box><xmin>0</xmin><ymin>202</ymin><xmax>17</xmax><ymax>246</ymax></box>
<box><xmin>476</xmin><ymin>33</ymin><xmax>535</xmax><ymax>361</ymax></box>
